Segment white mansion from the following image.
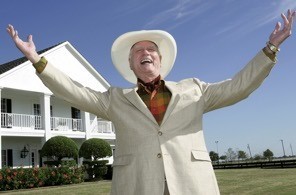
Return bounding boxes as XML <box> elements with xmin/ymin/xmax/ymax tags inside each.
<box><xmin>0</xmin><ymin>42</ymin><xmax>115</xmax><ymax>169</ymax></box>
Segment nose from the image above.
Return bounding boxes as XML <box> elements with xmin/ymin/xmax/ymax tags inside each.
<box><xmin>143</xmin><ymin>48</ymin><xmax>150</xmax><ymax>54</ymax></box>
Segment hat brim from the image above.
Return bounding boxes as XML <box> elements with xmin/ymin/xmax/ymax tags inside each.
<box><xmin>111</xmin><ymin>30</ymin><xmax>177</xmax><ymax>84</ymax></box>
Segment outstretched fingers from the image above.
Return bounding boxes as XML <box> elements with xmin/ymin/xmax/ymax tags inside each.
<box><xmin>7</xmin><ymin>24</ymin><xmax>23</xmax><ymax>44</ymax></box>
<box><xmin>283</xmin><ymin>9</ymin><xmax>296</xmax><ymax>32</ymax></box>
<box><xmin>28</xmin><ymin>34</ymin><xmax>33</xmax><ymax>44</ymax></box>
<box><xmin>6</xmin><ymin>24</ymin><xmax>16</xmax><ymax>38</ymax></box>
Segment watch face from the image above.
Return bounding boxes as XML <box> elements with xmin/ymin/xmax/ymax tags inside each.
<box><xmin>270</xmin><ymin>45</ymin><xmax>277</xmax><ymax>52</ymax></box>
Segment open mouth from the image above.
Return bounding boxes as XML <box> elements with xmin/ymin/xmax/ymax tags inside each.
<box><xmin>140</xmin><ymin>58</ymin><xmax>152</xmax><ymax>65</ymax></box>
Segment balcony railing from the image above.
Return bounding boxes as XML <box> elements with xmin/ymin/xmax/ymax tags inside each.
<box><xmin>1</xmin><ymin>113</ymin><xmax>114</xmax><ymax>134</ymax></box>
<box><xmin>1</xmin><ymin>113</ymin><xmax>42</xmax><ymax>130</ymax></box>
<box><xmin>51</xmin><ymin>117</ymin><xmax>83</xmax><ymax>132</ymax></box>
<box><xmin>91</xmin><ymin>118</ymin><xmax>114</xmax><ymax>134</ymax></box>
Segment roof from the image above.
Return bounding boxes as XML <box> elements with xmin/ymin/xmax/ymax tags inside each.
<box><xmin>0</xmin><ymin>42</ymin><xmax>65</xmax><ymax>75</ymax></box>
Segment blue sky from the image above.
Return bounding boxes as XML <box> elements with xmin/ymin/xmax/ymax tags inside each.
<box><xmin>1</xmin><ymin>0</ymin><xmax>296</xmax><ymax>157</ymax></box>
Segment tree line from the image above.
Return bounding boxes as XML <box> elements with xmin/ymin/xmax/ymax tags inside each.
<box><xmin>209</xmin><ymin>148</ymin><xmax>274</xmax><ymax>162</ymax></box>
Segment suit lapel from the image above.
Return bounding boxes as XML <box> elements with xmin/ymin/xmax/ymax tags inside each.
<box><xmin>123</xmin><ymin>88</ymin><xmax>158</xmax><ymax>125</ymax></box>
<box><xmin>160</xmin><ymin>81</ymin><xmax>181</xmax><ymax>127</ymax></box>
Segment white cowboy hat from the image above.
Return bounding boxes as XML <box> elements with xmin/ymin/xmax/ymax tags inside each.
<box><xmin>111</xmin><ymin>30</ymin><xmax>177</xmax><ymax>84</ymax></box>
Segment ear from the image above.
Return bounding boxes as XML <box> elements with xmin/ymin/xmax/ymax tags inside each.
<box><xmin>129</xmin><ymin>57</ymin><xmax>133</xmax><ymax>70</ymax></box>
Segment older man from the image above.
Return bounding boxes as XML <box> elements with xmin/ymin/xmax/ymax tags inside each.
<box><xmin>7</xmin><ymin>9</ymin><xmax>295</xmax><ymax>195</ymax></box>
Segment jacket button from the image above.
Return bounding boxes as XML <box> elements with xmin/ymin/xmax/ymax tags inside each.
<box><xmin>158</xmin><ymin>131</ymin><xmax>163</xmax><ymax>136</ymax></box>
<box><xmin>157</xmin><ymin>153</ymin><xmax>162</xmax><ymax>158</ymax></box>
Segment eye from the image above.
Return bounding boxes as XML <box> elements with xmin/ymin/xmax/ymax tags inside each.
<box><xmin>147</xmin><ymin>47</ymin><xmax>157</xmax><ymax>52</ymax></box>
<box><xmin>136</xmin><ymin>48</ymin><xmax>144</xmax><ymax>53</ymax></box>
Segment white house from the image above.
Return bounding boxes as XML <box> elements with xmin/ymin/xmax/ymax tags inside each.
<box><xmin>0</xmin><ymin>41</ymin><xmax>116</xmax><ymax>169</ymax></box>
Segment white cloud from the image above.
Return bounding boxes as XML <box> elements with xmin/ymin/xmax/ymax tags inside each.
<box><xmin>140</xmin><ymin>0</ymin><xmax>296</xmax><ymax>36</ymax></box>
<box><xmin>143</xmin><ymin>0</ymin><xmax>214</xmax><ymax>30</ymax></box>
<box><xmin>214</xmin><ymin>1</ymin><xmax>296</xmax><ymax>38</ymax></box>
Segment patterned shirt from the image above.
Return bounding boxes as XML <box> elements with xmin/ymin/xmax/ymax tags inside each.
<box><xmin>137</xmin><ymin>76</ymin><xmax>172</xmax><ymax>125</ymax></box>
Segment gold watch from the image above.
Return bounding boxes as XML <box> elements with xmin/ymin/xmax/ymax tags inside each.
<box><xmin>266</xmin><ymin>41</ymin><xmax>280</xmax><ymax>53</ymax></box>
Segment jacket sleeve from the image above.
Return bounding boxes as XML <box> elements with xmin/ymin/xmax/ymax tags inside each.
<box><xmin>201</xmin><ymin>50</ymin><xmax>276</xmax><ymax>113</ymax></box>
<box><xmin>37</xmin><ymin>61</ymin><xmax>111</xmax><ymax>120</ymax></box>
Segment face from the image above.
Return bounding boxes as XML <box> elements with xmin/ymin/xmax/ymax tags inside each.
<box><xmin>129</xmin><ymin>41</ymin><xmax>162</xmax><ymax>81</ymax></box>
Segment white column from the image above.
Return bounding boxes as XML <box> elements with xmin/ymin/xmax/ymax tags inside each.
<box><xmin>0</xmin><ymin>88</ymin><xmax>2</xmax><ymax>169</ymax></box>
<box><xmin>82</xmin><ymin>111</ymin><xmax>91</xmax><ymax>140</ymax></box>
<box><xmin>40</xmin><ymin>94</ymin><xmax>52</xmax><ymax>141</ymax></box>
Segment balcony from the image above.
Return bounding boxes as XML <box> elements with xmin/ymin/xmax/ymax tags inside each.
<box><xmin>91</xmin><ymin>118</ymin><xmax>114</xmax><ymax>134</ymax></box>
<box><xmin>1</xmin><ymin>113</ymin><xmax>115</xmax><ymax>138</ymax></box>
<box><xmin>1</xmin><ymin>113</ymin><xmax>42</xmax><ymax>130</ymax></box>
<box><xmin>51</xmin><ymin>117</ymin><xmax>83</xmax><ymax>132</ymax></box>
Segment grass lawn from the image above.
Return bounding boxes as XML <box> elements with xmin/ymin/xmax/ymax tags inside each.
<box><xmin>216</xmin><ymin>168</ymin><xmax>296</xmax><ymax>195</ymax></box>
<box><xmin>2</xmin><ymin>168</ymin><xmax>296</xmax><ymax>194</ymax></box>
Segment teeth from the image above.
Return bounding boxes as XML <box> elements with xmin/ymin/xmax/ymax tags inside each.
<box><xmin>141</xmin><ymin>58</ymin><xmax>152</xmax><ymax>64</ymax></box>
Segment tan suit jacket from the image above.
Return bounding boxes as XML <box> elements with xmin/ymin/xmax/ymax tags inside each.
<box><xmin>38</xmin><ymin>51</ymin><xmax>275</xmax><ymax>195</ymax></box>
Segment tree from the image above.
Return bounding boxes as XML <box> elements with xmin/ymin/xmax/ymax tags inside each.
<box><xmin>209</xmin><ymin>151</ymin><xmax>219</xmax><ymax>162</ymax></box>
<box><xmin>41</xmin><ymin>136</ymin><xmax>78</xmax><ymax>164</ymax></box>
<box><xmin>79</xmin><ymin>138</ymin><xmax>112</xmax><ymax>180</ymax></box>
<box><xmin>79</xmin><ymin>138</ymin><xmax>112</xmax><ymax>160</ymax></box>
<box><xmin>253</xmin><ymin>154</ymin><xmax>263</xmax><ymax>160</ymax></box>
<box><xmin>225</xmin><ymin>148</ymin><xmax>237</xmax><ymax>161</ymax></box>
<box><xmin>219</xmin><ymin>155</ymin><xmax>227</xmax><ymax>161</ymax></box>
<box><xmin>237</xmin><ymin>150</ymin><xmax>247</xmax><ymax>160</ymax></box>
<box><xmin>263</xmin><ymin>149</ymin><xmax>274</xmax><ymax>161</ymax></box>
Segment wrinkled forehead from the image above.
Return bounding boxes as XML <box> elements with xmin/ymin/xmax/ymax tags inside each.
<box><xmin>130</xmin><ymin>40</ymin><xmax>159</xmax><ymax>50</ymax></box>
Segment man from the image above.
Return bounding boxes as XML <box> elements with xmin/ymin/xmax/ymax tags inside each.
<box><xmin>7</xmin><ymin>9</ymin><xmax>295</xmax><ymax>195</ymax></box>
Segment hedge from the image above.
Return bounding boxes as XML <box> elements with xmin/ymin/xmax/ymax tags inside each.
<box><xmin>0</xmin><ymin>166</ymin><xmax>84</xmax><ymax>191</ymax></box>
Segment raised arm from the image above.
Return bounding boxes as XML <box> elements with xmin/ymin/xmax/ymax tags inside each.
<box><xmin>203</xmin><ymin>10</ymin><xmax>295</xmax><ymax>113</ymax></box>
<box><xmin>6</xmin><ymin>24</ymin><xmax>40</xmax><ymax>63</ymax></box>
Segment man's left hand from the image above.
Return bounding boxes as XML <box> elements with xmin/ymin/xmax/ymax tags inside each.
<box><xmin>269</xmin><ymin>9</ymin><xmax>296</xmax><ymax>47</ymax></box>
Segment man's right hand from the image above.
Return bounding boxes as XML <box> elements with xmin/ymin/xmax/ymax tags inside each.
<box><xmin>7</xmin><ymin>24</ymin><xmax>41</xmax><ymax>64</ymax></box>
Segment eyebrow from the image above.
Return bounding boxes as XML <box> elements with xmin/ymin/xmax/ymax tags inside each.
<box><xmin>130</xmin><ymin>41</ymin><xmax>159</xmax><ymax>50</ymax></box>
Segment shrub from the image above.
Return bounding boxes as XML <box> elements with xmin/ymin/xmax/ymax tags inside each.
<box><xmin>41</xmin><ymin>136</ymin><xmax>78</xmax><ymax>162</ymax></box>
<box><xmin>44</xmin><ymin>160</ymin><xmax>77</xmax><ymax>167</ymax></box>
<box><xmin>79</xmin><ymin>138</ymin><xmax>112</xmax><ymax>180</ymax></box>
<box><xmin>83</xmin><ymin>160</ymin><xmax>109</xmax><ymax>180</ymax></box>
<box><xmin>0</xmin><ymin>166</ymin><xmax>84</xmax><ymax>191</ymax></box>
<box><xmin>79</xmin><ymin>138</ymin><xmax>112</xmax><ymax>160</ymax></box>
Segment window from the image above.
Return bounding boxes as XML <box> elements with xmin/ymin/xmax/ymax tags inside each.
<box><xmin>1</xmin><ymin>150</ymin><xmax>7</xmax><ymax>167</ymax></box>
<box><xmin>31</xmin><ymin>152</ymin><xmax>35</xmax><ymax>167</ymax></box>
<box><xmin>7</xmin><ymin>149</ymin><xmax>13</xmax><ymax>167</ymax></box>
<box><xmin>2</xmin><ymin>149</ymin><xmax>13</xmax><ymax>167</ymax></box>
<box><xmin>50</xmin><ymin>105</ymin><xmax>53</xmax><ymax>117</ymax></box>
<box><xmin>1</xmin><ymin>98</ymin><xmax>11</xmax><ymax>113</ymax></box>
<box><xmin>71</xmin><ymin>107</ymin><xmax>81</xmax><ymax>130</ymax></box>
<box><xmin>1</xmin><ymin>98</ymin><xmax>12</xmax><ymax>128</ymax></box>
<box><xmin>33</xmin><ymin>104</ymin><xmax>40</xmax><ymax>115</ymax></box>
<box><xmin>50</xmin><ymin>105</ymin><xmax>53</xmax><ymax>130</ymax></box>
<box><xmin>71</xmin><ymin>107</ymin><xmax>81</xmax><ymax>119</ymax></box>
<box><xmin>33</xmin><ymin>104</ymin><xmax>41</xmax><ymax>129</ymax></box>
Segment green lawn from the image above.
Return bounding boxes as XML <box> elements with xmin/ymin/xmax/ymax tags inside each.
<box><xmin>2</xmin><ymin>168</ymin><xmax>296</xmax><ymax>195</ymax></box>
<box><xmin>216</xmin><ymin>168</ymin><xmax>296</xmax><ymax>195</ymax></box>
